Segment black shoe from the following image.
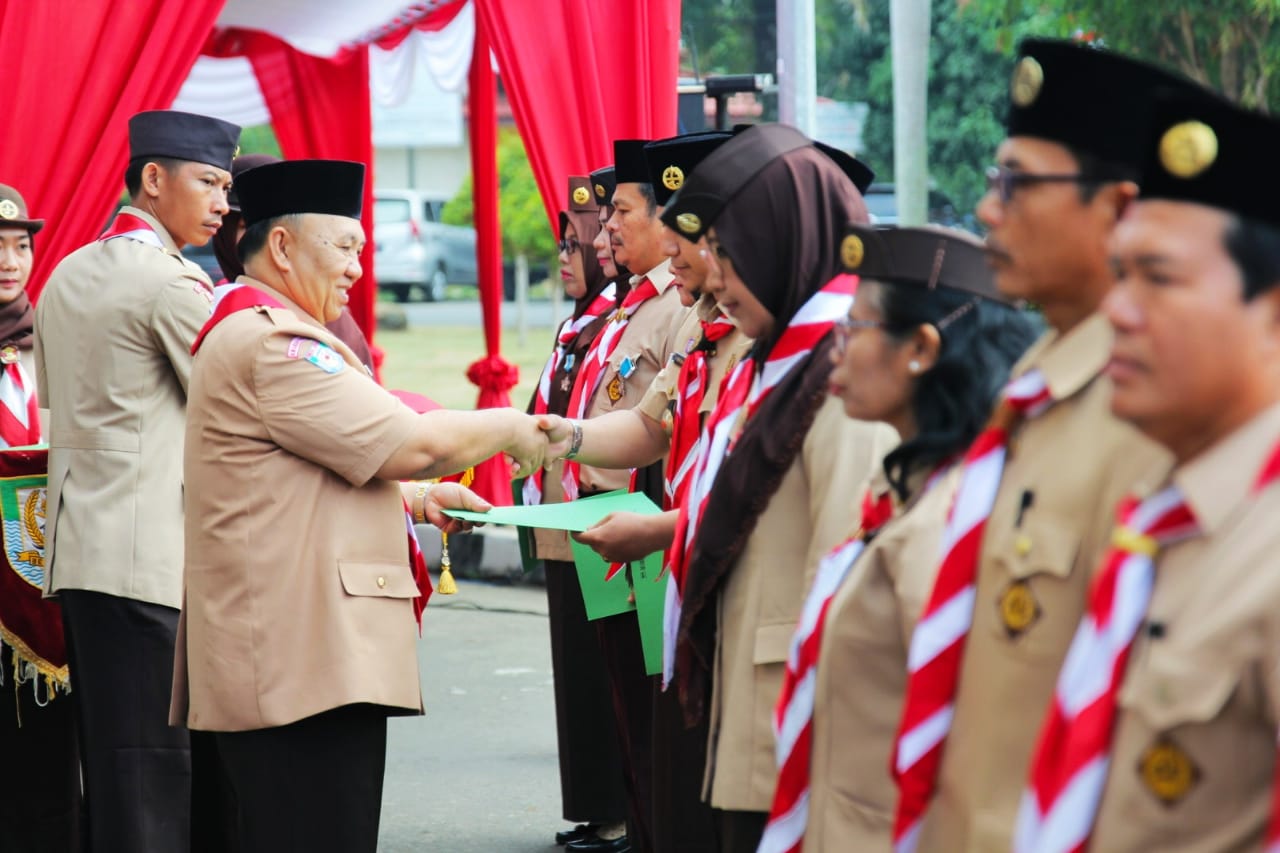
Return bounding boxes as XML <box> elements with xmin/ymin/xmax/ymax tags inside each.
<box><xmin>555</xmin><ymin>824</ymin><xmax>596</xmax><ymax>846</ymax></box>
<box><xmin>565</xmin><ymin>835</ymin><xmax>630</xmax><ymax>852</ymax></box>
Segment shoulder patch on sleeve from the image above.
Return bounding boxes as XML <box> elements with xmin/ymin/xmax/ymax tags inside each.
<box><xmin>286</xmin><ymin>337</ymin><xmax>346</xmax><ymax>374</ymax></box>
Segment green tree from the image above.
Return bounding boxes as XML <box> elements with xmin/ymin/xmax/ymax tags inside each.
<box><xmin>967</xmin><ymin>0</ymin><xmax>1280</xmax><ymax>109</ymax></box>
<box><xmin>441</xmin><ymin>127</ymin><xmax>556</xmax><ymax>266</ymax></box>
<box><xmin>237</xmin><ymin>124</ymin><xmax>283</xmax><ymax>159</ymax></box>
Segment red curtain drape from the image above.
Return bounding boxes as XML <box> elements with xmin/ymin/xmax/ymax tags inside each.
<box><xmin>0</xmin><ymin>0</ymin><xmax>227</xmax><ymax>301</ymax></box>
<box><xmin>204</xmin><ymin>30</ymin><xmax>378</xmax><ymax>340</ymax></box>
<box><xmin>475</xmin><ymin>0</ymin><xmax>682</xmax><ymax>229</ymax></box>
<box><xmin>462</xmin><ymin>13</ymin><xmax>518</xmax><ymax>506</ymax></box>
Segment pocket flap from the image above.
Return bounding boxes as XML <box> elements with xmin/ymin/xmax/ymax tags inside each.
<box><xmin>1120</xmin><ymin>650</ymin><xmax>1240</xmax><ymax>731</ymax></box>
<box><xmin>338</xmin><ymin>560</ymin><xmax>420</xmax><ymax>599</ymax></box>
<box><xmin>999</xmin><ymin>515</ymin><xmax>1080</xmax><ymax>581</ymax></box>
<box><xmin>753</xmin><ymin>621</ymin><xmax>796</xmax><ymax>665</ymax></box>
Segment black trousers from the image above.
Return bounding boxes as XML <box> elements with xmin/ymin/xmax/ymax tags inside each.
<box><xmin>0</xmin><ymin>650</ymin><xmax>84</xmax><ymax>853</ymax></box>
<box><xmin>212</xmin><ymin>704</ymin><xmax>388</xmax><ymax>853</ymax></box>
<box><xmin>714</xmin><ymin>809</ymin><xmax>768</xmax><ymax>853</ymax></box>
<box><xmin>546</xmin><ymin>558</ymin><xmax>628</xmax><ymax>824</ymax></box>
<box><xmin>60</xmin><ymin>589</ymin><xmax>190</xmax><ymax>853</ymax></box>
<box><xmin>597</xmin><ymin>610</ymin><xmax>655</xmax><ymax>853</ymax></box>
<box><xmin>650</xmin><ymin>681</ymin><xmax>717</xmax><ymax>853</ymax></box>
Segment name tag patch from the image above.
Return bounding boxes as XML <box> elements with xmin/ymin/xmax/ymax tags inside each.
<box><xmin>287</xmin><ymin>337</ymin><xmax>345</xmax><ymax>374</ymax></box>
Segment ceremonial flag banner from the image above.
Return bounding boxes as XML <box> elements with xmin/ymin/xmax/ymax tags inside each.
<box><xmin>0</xmin><ymin>447</ymin><xmax>67</xmax><ymax>695</ymax></box>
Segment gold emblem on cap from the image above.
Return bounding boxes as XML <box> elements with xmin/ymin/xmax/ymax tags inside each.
<box><xmin>662</xmin><ymin>165</ymin><xmax>684</xmax><ymax>191</ymax></box>
<box><xmin>1139</xmin><ymin>738</ymin><xmax>1199</xmax><ymax>805</ymax></box>
<box><xmin>0</xmin><ymin>199</ymin><xmax>18</xmax><ymax>220</ymax></box>
<box><xmin>572</xmin><ymin>186</ymin><xmax>591</xmax><ymax>205</ymax></box>
<box><xmin>594</xmin><ymin>183</ymin><xmax>607</xmax><ymax>200</ymax></box>
<box><xmin>676</xmin><ymin>212</ymin><xmax>701</xmax><ymax>235</ymax></box>
<box><xmin>1159</xmin><ymin>120</ymin><xmax>1218</xmax><ymax>179</ymax></box>
<box><xmin>233</xmin><ymin>145</ymin><xmax>241</xmax><ymax>158</ymax></box>
<box><xmin>840</xmin><ymin>234</ymin><xmax>864</xmax><ymax>270</ymax></box>
<box><xmin>1010</xmin><ymin>56</ymin><xmax>1044</xmax><ymax>108</ymax></box>
<box><xmin>998</xmin><ymin>580</ymin><xmax>1041</xmax><ymax>637</ymax></box>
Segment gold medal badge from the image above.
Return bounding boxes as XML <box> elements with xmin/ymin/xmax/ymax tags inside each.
<box><xmin>662</xmin><ymin>165</ymin><xmax>684</xmax><ymax>192</ymax></box>
<box><xmin>1010</xmin><ymin>56</ymin><xmax>1044</xmax><ymax>108</ymax></box>
<box><xmin>0</xmin><ymin>345</ymin><xmax>18</xmax><ymax>365</ymax></box>
<box><xmin>0</xmin><ymin>199</ymin><xmax>18</xmax><ymax>220</ymax></box>
<box><xmin>1159</xmin><ymin>121</ymin><xmax>1218</xmax><ymax>179</ymax></box>
<box><xmin>1138</xmin><ymin>737</ymin><xmax>1199</xmax><ymax>806</ymax></box>
<box><xmin>998</xmin><ymin>579</ymin><xmax>1041</xmax><ymax>637</ymax></box>
<box><xmin>594</xmin><ymin>183</ymin><xmax>607</xmax><ymax>202</ymax></box>
<box><xmin>676</xmin><ymin>212</ymin><xmax>701</xmax><ymax>235</ymax></box>
<box><xmin>606</xmin><ymin>375</ymin><xmax>624</xmax><ymax>403</ymax></box>
<box><xmin>840</xmin><ymin>234</ymin><xmax>864</xmax><ymax>271</ymax></box>
<box><xmin>572</xmin><ymin>186</ymin><xmax>591</xmax><ymax>205</ymax></box>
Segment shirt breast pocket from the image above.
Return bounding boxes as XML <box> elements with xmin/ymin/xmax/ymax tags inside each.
<box><xmin>985</xmin><ymin>515</ymin><xmax>1083</xmax><ymax>663</ymax></box>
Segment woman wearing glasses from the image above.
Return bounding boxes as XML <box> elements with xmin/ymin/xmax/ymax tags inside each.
<box><xmin>758</xmin><ymin>225</ymin><xmax>1038</xmax><ymax>853</ymax></box>
<box><xmin>526</xmin><ymin>175</ymin><xmax>630</xmax><ymax>850</ymax></box>
<box><xmin>659</xmin><ymin>124</ymin><xmax>897</xmax><ymax>852</ymax></box>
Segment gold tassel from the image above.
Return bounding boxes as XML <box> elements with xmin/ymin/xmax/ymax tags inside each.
<box><xmin>437</xmin><ymin>531</ymin><xmax>458</xmax><ymax>595</ymax></box>
<box><xmin>458</xmin><ymin>467</ymin><xmax>475</xmax><ymax>488</ymax></box>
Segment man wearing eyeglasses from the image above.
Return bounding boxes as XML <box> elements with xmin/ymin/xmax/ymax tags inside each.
<box><xmin>892</xmin><ymin>40</ymin><xmax>1218</xmax><ymax>853</ymax></box>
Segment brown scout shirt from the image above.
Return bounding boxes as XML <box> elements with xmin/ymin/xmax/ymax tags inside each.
<box><xmin>807</xmin><ymin>465</ymin><xmax>960</xmax><ymax>850</ymax></box>
<box><xmin>532</xmin><ymin>260</ymin><xmax>688</xmax><ymax>561</ymax></box>
<box><xmin>1090</xmin><ymin>403</ymin><xmax>1280</xmax><ymax>852</ymax></box>
<box><xmin>173</xmin><ymin>282</ymin><xmax>423</xmax><ymax>731</ymax></box>
<box><xmin>705</xmin><ymin>397</ymin><xmax>898</xmax><ymax>812</ymax></box>
<box><xmin>918</xmin><ymin>312</ymin><xmax>1171</xmax><ymax>852</ymax></box>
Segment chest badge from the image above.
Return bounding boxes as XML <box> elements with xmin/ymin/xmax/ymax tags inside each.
<box><xmin>607</xmin><ymin>375</ymin><xmax>624</xmax><ymax>402</ymax></box>
<box><xmin>0</xmin><ymin>345</ymin><xmax>18</xmax><ymax>365</ymax></box>
<box><xmin>1138</xmin><ymin>737</ymin><xmax>1200</xmax><ymax>806</ymax></box>
<box><xmin>998</xmin><ymin>579</ymin><xmax>1041</xmax><ymax>637</ymax></box>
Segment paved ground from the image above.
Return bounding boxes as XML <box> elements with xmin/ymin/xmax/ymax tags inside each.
<box><xmin>379</xmin><ymin>579</ymin><xmax>566</xmax><ymax>853</ymax></box>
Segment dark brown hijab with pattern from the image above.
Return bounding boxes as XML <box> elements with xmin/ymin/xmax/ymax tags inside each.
<box><xmin>676</xmin><ymin>145</ymin><xmax>869</xmax><ymax>723</ymax></box>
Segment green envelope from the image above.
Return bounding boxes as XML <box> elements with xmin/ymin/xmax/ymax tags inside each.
<box><xmin>629</xmin><ymin>553</ymin><xmax>668</xmax><ymax>676</ymax></box>
<box><xmin>442</xmin><ymin>488</ymin><xmax>661</xmax><ymax>531</ymax></box>
<box><xmin>568</xmin><ymin>538</ymin><xmax>636</xmax><ymax>620</ymax></box>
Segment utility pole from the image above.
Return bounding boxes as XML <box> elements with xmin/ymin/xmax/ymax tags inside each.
<box><xmin>890</xmin><ymin>0</ymin><xmax>931</xmax><ymax>225</ymax></box>
<box><xmin>776</xmin><ymin>0</ymin><xmax>817</xmax><ymax>137</ymax></box>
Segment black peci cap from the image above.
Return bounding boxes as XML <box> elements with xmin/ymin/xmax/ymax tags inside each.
<box><xmin>839</xmin><ymin>223</ymin><xmax>1005</xmax><ymax>303</ymax></box>
<box><xmin>660</xmin><ymin>123</ymin><xmax>810</xmax><ymax>242</ymax></box>
<box><xmin>1005</xmin><ymin>39</ymin><xmax>1216</xmax><ymax>175</ymax></box>
<box><xmin>236</xmin><ymin>160</ymin><xmax>366</xmax><ymax>228</ymax></box>
<box><xmin>814</xmin><ymin>142</ymin><xmax>875</xmax><ymax>195</ymax></box>
<box><xmin>642</xmin><ymin>132</ymin><xmax>733</xmax><ymax>206</ymax></box>
<box><xmin>613</xmin><ymin>139</ymin><xmax>652</xmax><ymax>185</ymax></box>
<box><xmin>1136</xmin><ymin>93</ymin><xmax>1280</xmax><ymax>229</ymax></box>
<box><xmin>228</xmin><ymin>153</ymin><xmax>282</xmax><ymax>212</ymax></box>
<box><xmin>128</xmin><ymin>110</ymin><xmax>241</xmax><ymax>172</ymax></box>
<box><xmin>589</xmin><ymin>166</ymin><xmax>617</xmax><ymax>207</ymax></box>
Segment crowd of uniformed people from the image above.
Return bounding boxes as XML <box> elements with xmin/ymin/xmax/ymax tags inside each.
<box><xmin>2</xmin><ymin>32</ymin><xmax>1280</xmax><ymax>853</ymax></box>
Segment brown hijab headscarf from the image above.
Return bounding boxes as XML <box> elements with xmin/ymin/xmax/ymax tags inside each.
<box><xmin>676</xmin><ymin>146</ymin><xmax>869</xmax><ymax>722</ymax></box>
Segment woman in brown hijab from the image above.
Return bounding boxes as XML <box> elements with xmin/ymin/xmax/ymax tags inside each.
<box><xmin>526</xmin><ymin>176</ymin><xmax>630</xmax><ymax>850</ymax></box>
<box><xmin>213</xmin><ymin>154</ymin><xmax>376</xmax><ymax>374</ymax></box>
<box><xmin>661</xmin><ymin>125</ymin><xmax>897</xmax><ymax>853</ymax></box>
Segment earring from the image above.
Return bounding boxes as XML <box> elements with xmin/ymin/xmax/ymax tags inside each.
<box><xmin>908</xmin><ymin>360</ymin><xmax>921</xmax><ymax>374</ymax></box>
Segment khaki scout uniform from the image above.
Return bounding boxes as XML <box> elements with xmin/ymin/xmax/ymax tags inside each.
<box><xmin>706</xmin><ymin>398</ymin><xmax>897</xmax><ymax>812</ymax></box>
<box><xmin>1089</xmin><ymin>403</ymin><xmax>1280</xmax><ymax>852</ymax></box>
<box><xmin>532</xmin><ymin>260</ymin><xmax>688</xmax><ymax>561</ymax></box>
<box><xmin>636</xmin><ymin>293</ymin><xmax>753</xmax><ymax>441</ymax></box>
<box><xmin>806</xmin><ymin>465</ymin><xmax>960</xmax><ymax>850</ymax></box>
<box><xmin>172</xmin><ymin>282</ymin><xmax>422</xmax><ymax>731</ymax></box>
<box><xmin>34</xmin><ymin>206</ymin><xmax>214</xmax><ymax>608</ymax></box>
<box><xmin>918</xmin><ymin>313</ymin><xmax>1171</xmax><ymax>852</ymax></box>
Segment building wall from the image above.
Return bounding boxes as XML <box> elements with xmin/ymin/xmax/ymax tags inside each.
<box><xmin>373</xmin><ymin>141</ymin><xmax>472</xmax><ymax>199</ymax></box>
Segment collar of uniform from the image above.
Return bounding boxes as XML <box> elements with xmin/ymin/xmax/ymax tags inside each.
<box><xmin>120</xmin><ymin>205</ymin><xmax>180</xmax><ymax>253</ymax></box>
<box><xmin>1025</xmin><ymin>311</ymin><xmax>1112</xmax><ymax>402</ymax></box>
<box><xmin>695</xmin><ymin>292</ymin><xmax>732</xmax><ymax>323</ymax></box>
<box><xmin>1173</xmin><ymin>401</ymin><xmax>1280</xmax><ymax>535</ymax></box>
<box><xmin>236</xmin><ymin>277</ymin><xmax>328</xmax><ymax>333</ymax></box>
<box><xmin>630</xmin><ymin>258</ymin><xmax>675</xmax><ymax>294</ymax></box>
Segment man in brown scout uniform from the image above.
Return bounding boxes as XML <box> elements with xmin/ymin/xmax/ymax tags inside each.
<box><xmin>174</xmin><ymin>159</ymin><xmax>550</xmax><ymax>852</ymax></box>
<box><xmin>891</xmin><ymin>41</ymin><xmax>1217</xmax><ymax>853</ymax></box>
<box><xmin>34</xmin><ymin>108</ymin><xmax>239</xmax><ymax>853</ymax></box>
<box><xmin>1013</xmin><ymin>91</ymin><xmax>1280</xmax><ymax>853</ymax></box>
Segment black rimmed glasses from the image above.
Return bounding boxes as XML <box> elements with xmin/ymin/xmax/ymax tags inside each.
<box><xmin>833</xmin><ymin>315</ymin><xmax>886</xmax><ymax>356</ymax></box>
<box><xmin>985</xmin><ymin>164</ymin><xmax>1103</xmax><ymax>204</ymax></box>
<box><xmin>557</xmin><ymin>237</ymin><xmax>582</xmax><ymax>255</ymax></box>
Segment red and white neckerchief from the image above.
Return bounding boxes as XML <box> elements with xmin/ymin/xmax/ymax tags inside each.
<box><xmin>405</xmin><ymin>503</ymin><xmax>434</xmax><ymax>632</ymax></box>
<box><xmin>0</xmin><ymin>350</ymin><xmax>39</xmax><ymax>448</ymax></box>
<box><xmin>758</xmin><ymin>487</ymin><xmax>894</xmax><ymax>853</ymax></box>
<box><xmin>98</xmin><ymin>211</ymin><xmax>165</xmax><ymax>250</ymax></box>
<box><xmin>663</xmin><ymin>314</ymin><xmax>736</xmax><ymax>512</ymax></box>
<box><xmin>1015</xmin><ymin>438</ymin><xmax>1280</xmax><ymax>853</ymax></box>
<box><xmin>891</xmin><ymin>368</ymin><xmax>1054</xmax><ymax>852</ymax></box>
<box><xmin>560</xmin><ymin>276</ymin><xmax>660</xmax><ymax>499</ymax></box>
<box><xmin>662</xmin><ymin>272</ymin><xmax>858</xmax><ymax>687</ymax></box>
<box><xmin>522</xmin><ymin>282</ymin><xmax>618</xmax><ymax>506</ymax></box>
